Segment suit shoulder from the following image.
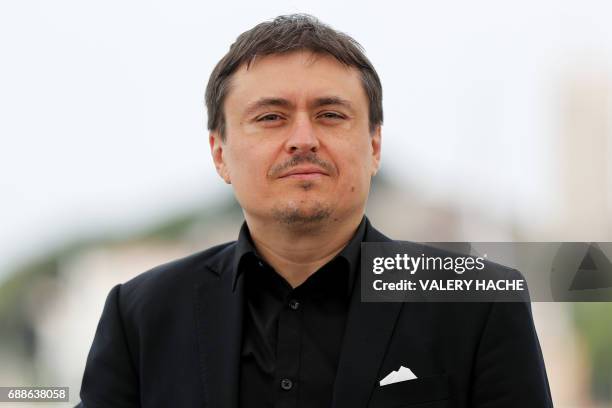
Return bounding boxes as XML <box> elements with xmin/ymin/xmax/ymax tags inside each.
<box><xmin>119</xmin><ymin>241</ymin><xmax>235</xmax><ymax>301</ymax></box>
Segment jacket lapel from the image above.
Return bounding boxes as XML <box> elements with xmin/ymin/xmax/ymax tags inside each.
<box><xmin>194</xmin><ymin>244</ymin><xmax>244</xmax><ymax>408</ymax></box>
<box><xmin>332</xmin><ymin>219</ymin><xmax>404</xmax><ymax>408</ymax></box>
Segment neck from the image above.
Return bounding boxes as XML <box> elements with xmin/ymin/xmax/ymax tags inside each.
<box><xmin>245</xmin><ymin>211</ymin><xmax>365</xmax><ymax>288</ymax></box>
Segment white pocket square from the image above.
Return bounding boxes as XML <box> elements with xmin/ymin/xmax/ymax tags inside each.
<box><xmin>379</xmin><ymin>366</ymin><xmax>418</xmax><ymax>386</ymax></box>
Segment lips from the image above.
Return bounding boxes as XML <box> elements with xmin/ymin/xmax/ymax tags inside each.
<box><xmin>279</xmin><ymin>166</ymin><xmax>329</xmax><ymax>178</ymax></box>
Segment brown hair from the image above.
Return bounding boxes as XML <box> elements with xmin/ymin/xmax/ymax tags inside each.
<box><xmin>205</xmin><ymin>14</ymin><xmax>383</xmax><ymax>141</ymax></box>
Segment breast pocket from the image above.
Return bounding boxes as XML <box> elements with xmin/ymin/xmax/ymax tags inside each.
<box><xmin>368</xmin><ymin>374</ymin><xmax>450</xmax><ymax>408</ymax></box>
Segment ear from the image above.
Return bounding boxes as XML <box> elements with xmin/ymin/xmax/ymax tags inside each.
<box><xmin>209</xmin><ymin>131</ymin><xmax>231</xmax><ymax>184</ymax></box>
<box><xmin>370</xmin><ymin>125</ymin><xmax>382</xmax><ymax>176</ymax></box>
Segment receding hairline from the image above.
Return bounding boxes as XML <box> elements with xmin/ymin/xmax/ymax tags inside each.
<box><xmin>242</xmin><ymin>48</ymin><xmax>348</xmax><ymax>70</ymax></box>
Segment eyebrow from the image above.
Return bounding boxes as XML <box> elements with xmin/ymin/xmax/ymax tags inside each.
<box><xmin>310</xmin><ymin>96</ymin><xmax>354</xmax><ymax>111</ymax></box>
<box><xmin>242</xmin><ymin>96</ymin><xmax>355</xmax><ymax>117</ymax></box>
<box><xmin>243</xmin><ymin>98</ymin><xmax>293</xmax><ymax>118</ymax></box>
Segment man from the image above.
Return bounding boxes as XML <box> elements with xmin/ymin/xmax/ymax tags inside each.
<box><xmin>77</xmin><ymin>14</ymin><xmax>553</xmax><ymax>407</ymax></box>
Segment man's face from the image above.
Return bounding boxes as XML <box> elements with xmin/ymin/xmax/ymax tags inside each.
<box><xmin>210</xmin><ymin>51</ymin><xmax>381</xmax><ymax>227</ymax></box>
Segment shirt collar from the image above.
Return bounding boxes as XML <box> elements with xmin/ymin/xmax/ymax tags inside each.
<box><xmin>231</xmin><ymin>215</ymin><xmax>368</xmax><ymax>293</ymax></box>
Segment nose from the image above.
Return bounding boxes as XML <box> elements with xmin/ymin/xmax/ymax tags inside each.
<box><xmin>284</xmin><ymin>116</ymin><xmax>320</xmax><ymax>154</ymax></box>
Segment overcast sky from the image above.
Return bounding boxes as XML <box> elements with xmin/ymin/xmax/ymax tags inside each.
<box><xmin>2</xmin><ymin>0</ymin><xmax>612</xmax><ymax>280</ymax></box>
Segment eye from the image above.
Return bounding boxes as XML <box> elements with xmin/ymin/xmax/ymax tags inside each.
<box><xmin>318</xmin><ymin>112</ymin><xmax>345</xmax><ymax>120</ymax></box>
<box><xmin>256</xmin><ymin>113</ymin><xmax>284</xmax><ymax>122</ymax></box>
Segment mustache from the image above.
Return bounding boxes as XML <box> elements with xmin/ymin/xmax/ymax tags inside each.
<box><xmin>269</xmin><ymin>152</ymin><xmax>335</xmax><ymax>178</ymax></box>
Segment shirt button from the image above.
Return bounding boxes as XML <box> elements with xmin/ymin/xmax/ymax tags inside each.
<box><xmin>288</xmin><ymin>299</ymin><xmax>300</xmax><ymax>310</ymax></box>
<box><xmin>257</xmin><ymin>260</ymin><xmax>264</xmax><ymax>268</ymax></box>
<box><xmin>280</xmin><ymin>378</ymin><xmax>293</xmax><ymax>391</ymax></box>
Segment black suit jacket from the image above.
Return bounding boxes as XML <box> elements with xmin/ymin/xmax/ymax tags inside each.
<box><xmin>77</xmin><ymin>218</ymin><xmax>553</xmax><ymax>407</ymax></box>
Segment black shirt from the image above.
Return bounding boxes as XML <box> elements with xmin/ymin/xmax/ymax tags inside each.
<box><xmin>233</xmin><ymin>216</ymin><xmax>367</xmax><ymax>408</ymax></box>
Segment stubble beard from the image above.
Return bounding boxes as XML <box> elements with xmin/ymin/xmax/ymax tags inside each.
<box><xmin>271</xmin><ymin>197</ymin><xmax>333</xmax><ymax>227</ymax></box>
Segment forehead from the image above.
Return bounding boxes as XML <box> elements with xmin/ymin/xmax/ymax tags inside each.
<box><xmin>224</xmin><ymin>51</ymin><xmax>368</xmax><ymax>113</ymax></box>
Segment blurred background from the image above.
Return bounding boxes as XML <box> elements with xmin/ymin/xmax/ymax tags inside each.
<box><xmin>1</xmin><ymin>0</ymin><xmax>612</xmax><ymax>406</ymax></box>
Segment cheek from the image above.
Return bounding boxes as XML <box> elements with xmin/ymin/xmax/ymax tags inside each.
<box><xmin>226</xmin><ymin>144</ymin><xmax>270</xmax><ymax>188</ymax></box>
<box><xmin>335</xmin><ymin>157</ymin><xmax>371</xmax><ymax>196</ymax></box>
<box><xmin>344</xmin><ymin>141</ymin><xmax>373</xmax><ymax>177</ymax></box>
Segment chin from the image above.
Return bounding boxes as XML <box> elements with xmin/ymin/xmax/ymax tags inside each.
<box><xmin>270</xmin><ymin>200</ymin><xmax>334</xmax><ymax>226</ymax></box>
